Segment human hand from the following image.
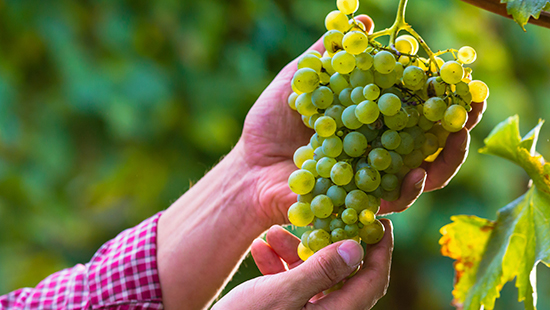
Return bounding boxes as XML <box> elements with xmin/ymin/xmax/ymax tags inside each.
<box><xmin>233</xmin><ymin>15</ymin><xmax>487</xmax><ymax>227</ymax></box>
<box><xmin>213</xmin><ymin>220</ymin><xmax>394</xmax><ymax>310</ymax></box>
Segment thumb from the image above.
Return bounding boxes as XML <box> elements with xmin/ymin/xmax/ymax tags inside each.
<box><xmin>271</xmin><ymin>240</ymin><xmax>364</xmax><ymax>306</ymax></box>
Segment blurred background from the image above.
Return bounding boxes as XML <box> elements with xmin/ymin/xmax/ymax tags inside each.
<box><xmin>0</xmin><ymin>0</ymin><xmax>549</xmax><ymax>309</ymax></box>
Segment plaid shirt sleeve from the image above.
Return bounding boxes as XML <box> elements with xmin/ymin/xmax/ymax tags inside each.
<box><xmin>0</xmin><ymin>212</ymin><xmax>164</xmax><ymax>310</ymax></box>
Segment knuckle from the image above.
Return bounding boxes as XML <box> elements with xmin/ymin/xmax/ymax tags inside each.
<box><xmin>314</xmin><ymin>254</ymin><xmax>342</xmax><ymax>286</ymax></box>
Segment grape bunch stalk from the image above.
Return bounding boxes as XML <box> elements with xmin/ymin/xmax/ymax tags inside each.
<box><xmin>286</xmin><ymin>0</ymin><xmax>490</xmax><ymax>262</ymax></box>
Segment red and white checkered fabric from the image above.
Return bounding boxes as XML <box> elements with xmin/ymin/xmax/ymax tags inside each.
<box><xmin>0</xmin><ymin>213</ymin><xmax>164</xmax><ymax>309</ymax></box>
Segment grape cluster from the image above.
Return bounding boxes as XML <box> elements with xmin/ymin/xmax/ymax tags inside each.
<box><xmin>287</xmin><ymin>0</ymin><xmax>489</xmax><ymax>261</ymax></box>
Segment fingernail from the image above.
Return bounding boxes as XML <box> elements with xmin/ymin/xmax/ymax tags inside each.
<box><xmin>415</xmin><ymin>171</ymin><xmax>427</xmax><ymax>189</ymax></box>
<box><xmin>338</xmin><ymin>240</ymin><xmax>364</xmax><ymax>267</ymax></box>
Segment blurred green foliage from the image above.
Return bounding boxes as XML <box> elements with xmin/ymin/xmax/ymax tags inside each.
<box><xmin>0</xmin><ymin>0</ymin><xmax>549</xmax><ymax>309</ymax></box>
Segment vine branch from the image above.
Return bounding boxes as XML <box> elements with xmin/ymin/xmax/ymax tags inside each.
<box><xmin>460</xmin><ymin>0</ymin><xmax>550</xmax><ymax>29</ymax></box>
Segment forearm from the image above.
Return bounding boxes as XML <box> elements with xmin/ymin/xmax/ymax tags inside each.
<box><xmin>157</xmin><ymin>141</ymin><xmax>267</xmax><ymax>310</ymax></box>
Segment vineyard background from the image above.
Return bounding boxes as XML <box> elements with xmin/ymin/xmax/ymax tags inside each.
<box><xmin>0</xmin><ymin>0</ymin><xmax>549</xmax><ymax>309</ymax></box>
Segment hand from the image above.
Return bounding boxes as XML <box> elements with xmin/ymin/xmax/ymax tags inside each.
<box><xmin>235</xmin><ymin>14</ymin><xmax>487</xmax><ymax>226</ymax></box>
<box><xmin>213</xmin><ymin>220</ymin><xmax>394</xmax><ymax>310</ymax></box>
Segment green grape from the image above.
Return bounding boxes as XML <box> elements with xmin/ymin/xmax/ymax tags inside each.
<box><xmin>301</xmin><ymin>230</ymin><xmax>313</xmax><ymax>248</ymax></box>
<box><xmin>351</xmin><ymin>87</ymin><xmax>365</xmax><ymax>104</ymax></box>
<box><xmin>423</xmin><ymin>97</ymin><xmax>447</xmax><ymax>121</ymax></box>
<box><xmin>442</xmin><ymin>104</ymin><xmax>468</xmax><ymax>132</ymax></box>
<box><xmin>384</xmin><ymin>110</ymin><xmax>408</xmax><ymax>131</ymax></box>
<box><xmin>381</xmin><ymin>188</ymin><xmax>400</xmax><ymax>202</ymax></box>
<box><xmin>398</xmin><ymin>35</ymin><xmax>419</xmax><ymax>54</ymax></box>
<box><xmin>394</xmin><ymin>62</ymin><xmax>404</xmax><ymax>79</ymax></box>
<box><xmin>359</xmin><ymin>219</ymin><xmax>385</xmax><ymax>244</ymax></box>
<box><xmin>404</xmin><ymin>106</ymin><xmax>420</xmax><ymax>127</ymax></box>
<box><xmin>314</xmin><ymin>217</ymin><xmax>332</xmax><ymax>232</ymax></box>
<box><xmin>338</xmin><ymin>88</ymin><xmax>354</xmax><ymax>107</ymax></box>
<box><xmin>298</xmin><ymin>242</ymin><xmax>314</xmax><ymax>261</ymax></box>
<box><xmin>374</xmin><ymin>70</ymin><xmax>397</xmax><ymax>89</ymax></box>
<box><xmin>288</xmin><ymin>169</ymin><xmax>315</xmax><ymax>195</ymax></box>
<box><xmin>359</xmin><ymin>209</ymin><xmax>375</xmax><ymax>225</ymax></box>
<box><xmin>343</xmin><ymin>179</ymin><xmax>358</xmax><ymax>192</ymax></box>
<box><xmin>418</xmin><ymin>114</ymin><xmax>434</xmax><ymax>131</ymax></box>
<box><xmin>345</xmin><ymin>224</ymin><xmax>359</xmax><ymax>237</ymax></box>
<box><xmin>330</xmin><ymin>73</ymin><xmax>351</xmax><ymax>95</ymax></box>
<box><xmin>425</xmin><ymin>76</ymin><xmax>446</xmax><ymax>97</ymax></box>
<box><xmin>378</xmin><ymin>93</ymin><xmax>401</xmax><ymax>116</ymax></box>
<box><xmin>325</xmin><ymin>10</ymin><xmax>349</xmax><ymax>32</ymax></box>
<box><xmin>342</xmin><ymin>105</ymin><xmax>363</xmax><ymax>129</ymax></box>
<box><xmin>373</xmin><ymin>51</ymin><xmax>396</xmax><ymax>74</ymax></box>
<box><xmin>332</xmin><ymin>51</ymin><xmax>356</xmax><ymax>75</ymax></box>
<box><xmin>403</xmin><ymin>149</ymin><xmax>424</xmax><ymax>169</ymax></box>
<box><xmin>366</xmin><ymin>195</ymin><xmax>381</xmax><ymax>213</ymax></box>
<box><xmin>315</xmin><ymin>116</ymin><xmax>337</xmax><ymax>138</ymax></box>
<box><xmin>288</xmin><ymin>202</ymin><xmax>315</xmax><ymax>226</ymax></box>
<box><xmin>298</xmin><ymin>54</ymin><xmax>323</xmax><ymax>73</ymax></box>
<box><xmin>308</xmin><ymin>229</ymin><xmax>331</xmax><ymax>252</ymax></box>
<box><xmin>311</xmin><ymin>195</ymin><xmax>334</xmax><ymax>219</ymax></box>
<box><xmin>330</xmin><ymin>218</ymin><xmax>346</xmax><ymax>231</ymax></box>
<box><xmin>343</xmin><ymin>131</ymin><xmax>368</xmax><ymax>157</ymax></box>
<box><xmin>341</xmin><ymin>208</ymin><xmax>358</xmax><ymax>225</ymax></box>
<box><xmin>309</xmin><ymin>114</ymin><xmax>321</xmax><ymax>129</ymax></box>
<box><xmin>395</xmin><ymin>132</ymin><xmax>415</xmax><ymax>155</ymax></box>
<box><xmin>455</xmin><ymin>81</ymin><xmax>470</xmax><ymax>97</ymax></box>
<box><xmin>319</xmin><ymin>72</ymin><xmax>331</xmax><ymax>85</ymax></box>
<box><xmin>403</xmin><ymin>66</ymin><xmax>425</xmax><ymax>87</ymax></box>
<box><xmin>381</xmin><ymin>130</ymin><xmax>401</xmax><ymax>150</ymax></box>
<box><xmin>381</xmin><ymin>174</ymin><xmax>399</xmax><ymax>191</ymax></box>
<box><xmin>302</xmin><ymin>115</ymin><xmax>312</xmax><ymax>129</ymax></box>
<box><xmin>325</xmin><ymin>105</ymin><xmax>345</xmax><ymax>128</ymax></box>
<box><xmin>298</xmin><ymin>193</ymin><xmax>313</xmax><ymax>203</ymax></box>
<box><xmin>355</xmin><ymin>100</ymin><xmax>379</xmax><ymax>125</ymax></box>
<box><xmin>331</xmin><ymin>161</ymin><xmax>354</xmax><ymax>186</ymax></box>
<box><xmin>363</xmin><ymin>84</ymin><xmax>380</xmax><ymax>100</ymax></box>
<box><xmin>296</xmin><ymin>93</ymin><xmax>318</xmax><ymax>116</ymax></box>
<box><xmin>345</xmin><ymin>189</ymin><xmax>369</xmax><ymax>212</ymax></box>
<box><xmin>421</xmin><ymin>132</ymin><xmax>439</xmax><ymax>156</ymax></box>
<box><xmin>293</xmin><ymin>145</ymin><xmax>314</xmax><ymax>168</ymax></box>
<box><xmin>440</xmin><ymin>61</ymin><xmax>464</xmax><ymax>84</ymax></box>
<box><xmin>310</xmin><ymin>133</ymin><xmax>326</xmax><ymax>149</ymax></box>
<box><xmin>323</xmin><ymin>30</ymin><xmax>344</xmax><ymax>55</ymax></box>
<box><xmin>357</xmin><ymin>125</ymin><xmax>379</xmax><ymax>142</ymax></box>
<box><xmin>404</xmin><ymin>126</ymin><xmax>426</xmax><ymax>149</ymax></box>
<box><xmin>395</xmin><ymin>36</ymin><xmax>413</xmax><ymax>54</ymax></box>
<box><xmin>458</xmin><ymin>46</ymin><xmax>477</xmax><ymax>64</ymax></box>
<box><xmin>469</xmin><ymin>80</ymin><xmax>489</xmax><ymax>102</ymax></box>
<box><xmin>356</xmin><ymin>52</ymin><xmax>374</xmax><ymax>70</ymax></box>
<box><xmin>317</xmin><ymin>157</ymin><xmax>337</xmax><ymax>178</ymax></box>
<box><xmin>331</xmin><ymin>228</ymin><xmax>348</xmax><ymax>243</ymax></box>
<box><xmin>368</xmin><ymin>148</ymin><xmax>392</xmax><ymax>171</ymax></box>
<box><xmin>327</xmin><ymin>185</ymin><xmax>347</xmax><ymax>207</ymax></box>
<box><xmin>429</xmin><ymin>56</ymin><xmax>445</xmax><ymax>73</ymax></box>
<box><xmin>321</xmin><ymin>56</ymin><xmax>336</xmax><ymax>75</ymax></box>
<box><xmin>301</xmin><ymin>159</ymin><xmax>319</xmax><ymax>178</ymax></box>
<box><xmin>288</xmin><ymin>92</ymin><xmax>299</xmax><ymax>110</ymax></box>
<box><xmin>322</xmin><ymin>135</ymin><xmax>343</xmax><ymax>158</ymax></box>
<box><xmin>355</xmin><ymin>166</ymin><xmax>381</xmax><ymax>192</ymax></box>
<box><xmin>384</xmin><ymin>151</ymin><xmax>403</xmax><ymax>174</ymax></box>
<box><xmin>312</xmin><ymin>86</ymin><xmax>334</xmax><ymax>109</ymax></box>
<box><xmin>292</xmin><ymin>68</ymin><xmax>320</xmax><ymax>93</ymax></box>
<box><xmin>312</xmin><ymin>177</ymin><xmax>333</xmax><ymax>196</ymax></box>
<box><xmin>350</xmin><ymin>68</ymin><xmax>374</xmax><ymax>87</ymax></box>
<box><xmin>343</xmin><ymin>31</ymin><xmax>368</xmax><ymax>55</ymax></box>
<box><xmin>337</xmin><ymin>0</ymin><xmax>359</xmax><ymax>15</ymax></box>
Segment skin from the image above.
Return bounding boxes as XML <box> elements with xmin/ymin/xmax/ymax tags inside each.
<box><xmin>156</xmin><ymin>15</ymin><xmax>487</xmax><ymax>310</ymax></box>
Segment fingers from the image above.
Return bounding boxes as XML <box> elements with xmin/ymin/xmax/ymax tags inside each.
<box><xmin>265</xmin><ymin>225</ymin><xmax>302</xmax><ymax>269</ymax></box>
<box><xmin>379</xmin><ymin>168</ymin><xmax>427</xmax><ymax>215</ymax></box>
<box><xmin>312</xmin><ymin>219</ymin><xmax>394</xmax><ymax>310</ymax></box>
<box><xmin>465</xmin><ymin>100</ymin><xmax>487</xmax><ymax>130</ymax></box>
<box><xmin>422</xmin><ymin>129</ymin><xmax>470</xmax><ymax>192</ymax></box>
<box><xmin>251</xmin><ymin>238</ymin><xmax>287</xmax><ymax>275</ymax></box>
<box><xmin>354</xmin><ymin>14</ymin><xmax>375</xmax><ymax>34</ymax></box>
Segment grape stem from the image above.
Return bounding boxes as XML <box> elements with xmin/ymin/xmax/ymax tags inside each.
<box><xmin>369</xmin><ymin>0</ymin><xmax>438</xmax><ymax>66</ymax></box>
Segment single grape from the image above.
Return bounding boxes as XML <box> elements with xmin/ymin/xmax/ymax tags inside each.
<box><xmin>394</xmin><ymin>62</ymin><xmax>404</xmax><ymax>79</ymax></box>
<box><xmin>424</xmin><ymin>76</ymin><xmax>446</xmax><ymax>97</ymax></box>
<box><xmin>325</xmin><ymin>105</ymin><xmax>345</xmax><ymax>128</ymax></box>
<box><xmin>404</xmin><ymin>106</ymin><xmax>420</xmax><ymax>127</ymax></box>
<box><xmin>312</xmin><ymin>178</ymin><xmax>333</xmax><ymax>196</ymax></box>
<box><xmin>314</xmin><ymin>217</ymin><xmax>332</xmax><ymax>232</ymax></box>
<box><xmin>384</xmin><ymin>110</ymin><xmax>408</xmax><ymax>131</ymax></box>
<box><xmin>374</xmin><ymin>70</ymin><xmax>397</xmax><ymax>89</ymax></box>
<box><xmin>442</xmin><ymin>104</ymin><xmax>468</xmax><ymax>132</ymax></box>
<box><xmin>458</xmin><ymin>46</ymin><xmax>477</xmax><ymax>64</ymax></box>
<box><xmin>355</xmin><ymin>166</ymin><xmax>381</xmax><ymax>192</ymax></box>
<box><xmin>339</xmin><ymin>88</ymin><xmax>354</xmax><ymax>107</ymax></box>
<box><xmin>337</xmin><ymin>0</ymin><xmax>359</xmax><ymax>15</ymax></box>
<box><xmin>302</xmin><ymin>159</ymin><xmax>319</xmax><ymax>178</ymax></box>
<box><xmin>381</xmin><ymin>188</ymin><xmax>401</xmax><ymax>202</ymax></box>
<box><xmin>394</xmin><ymin>132</ymin><xmax>415</xmax><ymax>155</ymax></box>
<box><xmin>330</xmin><ymin>218</ymin><xmax>346</xmax><ymax>231</ymax></box>
<box><xmin>403</xmin><ymin>66</ymin><xmax>425</xmax><ymax>87</ymax></box>
<box><xmin>368</xmin><ymin>148</ymin><xmax>392</xmax><ymax>171</ymax></box>
<box><xmin>293</xmin><ymin>145</ymin><xmax>314</xmax><ymax>168</ymax></box>
<box><xmin>327</xmin><ymin>185</ymin><xmax>347</xmax><ymax>207</ymax></box>
<box><xmin>310</xmin><ymin>133</ymin><xmax>326</xmax><ymax>149</ymax></box>
<box><xmin>312</xmin><ymin>86</ymin><xmax>334</xmax><ymax>109</ymax></box>
<box><xmin>421</xmin><ymin>132</ymin><xmax>439</xmax><ymax>156</ymax></box>
<box><xmin>350</xmin><ymin>68</ymin><xmax>374</xmax><ymax>87</ymax></box>
<box><xmin>403</xmin><ymin>149</ymin><xmax>424</xmax><ymax>169</ymax></box>
<box><xmin>325</xmin><ymin>10</ymin><xmax>349</xmax><ymax>32</ymax></box>
<box><xmin>423</xmin><ymin>97</ymin><xmax>447</xmax><ymax>121</ymax></box>
<box><xmin>298</xmin><ymin>54</ymin><xmax>323</xmax><ymax>73</ymax></box>
<box><xmin>322</xmin><ymin>135</ymin><xmax>343</xmax><ymax>158</ymax></box>
<box><xmin>429</xmin><ymin>57</ymin><xmax>445</xmax><ymax>73</ymax></box>
<box><xmin>301</xmin><ymin>230</ymin><xmax>312</xmax><ymax>248</ymax></box>
<box><xmin>356</xmin><ymin>52</ymin><xmax>374</xmax><ymax>70</ymax></box>
<box><xmin>331</xmin><ymin>228</ymin><xmax>348</xmax><ymax>243</ymax></box>
<box><xmin>359</xmin><ymin>219</ymin><xmax>385</xmax><ymax>244</ymax></box>
<box><xmin>315</xmin><ymin>116</ymin><xmax>338</xmax><ymax>138</ymax></box>
<box><xmin>381</xmin><ymin>174</ymin><xmax>399</xmax><ymax>191</ymax></box>
<box><xmin>343</xmin><ymin>31</ymin><xmax>369</xmax><ymax>55</ymax></box>
<box><xmin>321</xmin><ymin>56</ymin><xmax>336</xmax><ymax>75</ymax></box>
<box><xmin>397</xmin><ymin>35</ymin><xmax>419</xmax><ymax>54</ymax></box>
<box><xmin>384</xmin><ymin>151</ymin><xmax>404</xmax><ymax>174</ymax></box>
<box><xmin>359</xmin><ymin>209</ymin><xmax>375</xmax><ymax>225</ymax></box>
<box><xmin>288</xmin><ymin>202</ymin><xmax>314</xmax><ymax>226</ymax></box>
<box><xmin>323</xmin><ymin>30</ymin><xmax>344</xmax><ymax>55</ymax></box>
<box><xmin>351</xmin><ymin>87</ymin><xmax>365</xmax><ymax>104</ymax></box>
<box><xmin>378</xmin><ymin>93</ymin><xmax>401</xmax><ymax>116</ymax></box>
<box><xmin>342</xmin><ymin>105</ymin><xmax>364</xmax><ymax>129</ymax></box>
<box><xmin>469</xmin><ymin>80</ymin><xmax>489</xmax><ymax>102</ymax></box>
<box><xmin>373</xmin><ymin>51</ymin><xmax>396</xmax><ymax>74</ymax></box>
<box><xmin>345</xmin><ymin>224</ymin><xmax>359</xmax><ymax>237</ymax></box>
<box><xmin>395</xmin><ymin>36</ymin><xmax>413</xmax><ymax>54</ymax></box>
<box><xmin>296</xmin><ymin>93</ymin><xmax>318</xmax><ymax>116</ymax></box>
<box><xmin>330</xmin><ymin>73</ymin><xmax>351</xmax><ymax>95</ymax></box>
<box><xmin>343</xmin><ymin>131</ymin><xmax>368</xmax><ymax>157</ymax></box>
<box><xmin>341</xmin><ymin>208</ymin><xmax>358</xmax><ymax>225</ymax></box>
<box><xmin>332</xmin><ymin>51</ymin><xmax>356</xmax><ymax>74</ymax></box>
<box><xmin>297</xmin><ymin>193</ymin><xmax>313</xmax><ymax>203</ymax></box>
<box><xmin>331</xmin><ymin>161</ymin><xmax>354</xmax><ymax>186</ymax></box>
<box><xmin>292</xmin><ymin>68</ymin><xmax>320</xmax><ymax>93</ymax></box>
<box><xmin>308</xmin><ymin>114</ymin><xmax>321</xmax><ymax>129</ymax></box>
<box><xmin>440</xmin><ymin>61</ymin><xmax>464</xmax><ymax>85</ymax></box>
<box><xmin>311</xmin><ymin>195</ymin><xmax>334</xmax><ymax>219</ymax></box>
<box><xmin>345</xmin><ymin>189</ymin><xmax>369</xmax><ymax>212</ymax></box>
<box><xmin>298</xmin><ymin>242</ymin><xmax>314</xmax><ymax>261</ymax></box>
<box><xmin>404</xmin><ymin>126</ymin><xmax>426</xmax><ymax>149</ymax></box>
<box><xmin>288</xmin><ymin>92</ymin><xmax>299</xmax><ymax>110</ymax></box>
<box><xmin>363</xmin><ymin>84</ymin><xmax>380</xmax><ymax>100</ymax></box>
<box><xmin>317</xmin><ymin>157</ymin><xmax>338</xmax><ymax>179</ymax></box>
<box><xmin>308</xmin><ymin>229</ymin><xmax>331</xmax><ymax>252</ymax></box>
<box><xmin>355</xmin><ymin>100</ymin><xmax>380</xmax><ymax>124</ymax></box>
<box><xmin>288</xmin><ymin>169</ymin><xmax>315</xmax><ymax>195</ymax></box>
<box><xmin>418</xmin><ymin>114</ymin><xmax>434</xmax><ymax>131</ymax></box>
<box><xmin>381</xmin><ymin>130</ymin><xmax>401</xmax><ymax>150</ymax></box>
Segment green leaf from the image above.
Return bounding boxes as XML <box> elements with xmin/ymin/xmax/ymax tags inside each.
<box><xmin>441</xmin><ymin>116</ymin><xmax>550</xmax><ymax>310</ymax></box>
<box><xmin>501</xmin><ymin>0</ymin><xmax>550</xmax><ymax>31</ymax></box>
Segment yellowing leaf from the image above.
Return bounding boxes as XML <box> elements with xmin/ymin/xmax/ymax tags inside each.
<box><xmin>501</xmin><ymin>0</ymin><xmax>550</xmax><ymax>31</ymax></box>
